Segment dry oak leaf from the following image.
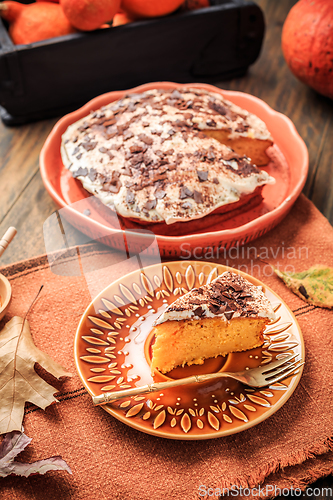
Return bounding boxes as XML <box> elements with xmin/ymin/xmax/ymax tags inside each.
<box><xmin>0</xmin><ymin>316</ymin><xmax>72</xmax><ymax>435</ymax></box>
<box><xmin>0</xmin><ymin>429</ymin><xmax>72</xmax><ymax>477</ymax></box>
<box><xmin>273</xmin><ymin>265</ymin><xmax>333</xmax><ymax>308</ymax></box>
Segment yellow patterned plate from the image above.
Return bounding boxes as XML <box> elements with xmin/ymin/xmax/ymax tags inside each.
<box><xmin>74</xmin><ymin>261</ymin><xmax>304</xmax><ymax>440</ymax></box>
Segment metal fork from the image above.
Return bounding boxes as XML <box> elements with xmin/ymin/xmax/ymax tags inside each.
<box><xmin>92</xmin><ymin>353</ymin><xmax>304</xmax><ymax>405</ymax></box>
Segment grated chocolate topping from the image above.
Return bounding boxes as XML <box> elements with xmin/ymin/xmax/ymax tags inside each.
<box><xmin>154</xmin><ymin>272</ymin><xmax>276</xmax><ymax>325</ymax></box>
<box><xmin>61</xmin><ymin>88</ymin><xmax>274</xmax><ymax>225</ymax></box>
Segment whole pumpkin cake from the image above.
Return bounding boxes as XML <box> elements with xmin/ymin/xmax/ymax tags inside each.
<box><xmin>61</xmin><ymin>88</ymin><xmax>274</xmax><ymax>233</ymax></box>
<box><xmin>151</xmin><ymin>271</ymin><xmax>276</xmax><ymax>374</ymax></box>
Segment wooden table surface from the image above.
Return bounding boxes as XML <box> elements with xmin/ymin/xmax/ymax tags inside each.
<box><xmin>0</xmin><ymin>0</ymin><xmax>333</xmax><ymax>496</ymax></box>
<box><xmin>1</xmin><ymin>0</ymin><xmax>333</xmax><ymax>267</ymax></box>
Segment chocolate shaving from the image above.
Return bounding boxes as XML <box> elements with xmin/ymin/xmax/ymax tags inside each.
<box><xmin>101</xmin><ymin>171</ymin><xmax>122</xmax><ymax>194</ymax></box>
<box><xmin>155</xmin><ymin>150</ymin><xmax>165</xmax><ymax>158</ymax></box>
<box><xmin>143</xmin><ymin>199</ymin><xmax>157</xmax><ymax>211</ymax></box>
<box><xmin>130</xmin><ymin>153</ymin><xmax>144</xmax><ymax>166</ymax></box>
<box><xmin>155</xmin><ymin>189</ymin><xmax>166</xmax><ymax>199</ymax></box>
<box><xmin>193</xmin><ymin>190</ymin><xmax>203</xmax><ymax>204</ymax></box>
<box><xmin>138</xmin><ymin>134</ymin><xmax>153</xmax><ymax>145</ymax></box>
<box><xmin>72</xmin><ymin>167</ymin><xmax>88</xmax><ymax>178</ymax></box>
<box><xmin>88</xmin><ymin>169</ymin><xmax>97</xmax><ymax>182</ymax></box>
<box><xmin>103</xmin><ymin>118</ymin><xmax>116</xmax><ymax>127</ymax></box>
<box><xmin>106</xmin><ymin>151</ymin><xmax>115</xmax><ymax>160</ymax></box>
<box><xmin>105</xmin><ymin>131</ymin><xmax>117</xmax><ymax>140</ymax></box>
<box><xmin>197</xmin><ymin>170</ymin><xmax>208</xmax><ymax>182</ymax></box>
<box><xmin>193</xmin><ymin>306</ymin><xmax>205</xmax><ymax>317</ymax></box>
<box><xmin>130</xmin><ymin>144</ymin><xmax>144</xmax><ymax>154</ymax></box>
<box><xmin>180</xmin><ymin>186</ymin><xmax>193</xmax><ymax>199</ymax></box>
<box><xmin>207</xmin><ymin>149</ymin><xmax>216</xmax><ymax>161</ymax></box>
<box><xmin>123</xmin><ymin>131</ymin><xmax>134</xmax><ymax>141</ymax></box>
<box><xmin>78</xmin><ymin>122</ymin><xmax>89</xmax><ymax>132</ymax></box>
<box><xmin>110</xmin><ymin>143</ymin><xmax>121</xmax><ymax>151</ymax></box>
<box><xmin>209</xmin><ymin>101</ymin><xmax>227</xmax><ymax>116</ymax></box>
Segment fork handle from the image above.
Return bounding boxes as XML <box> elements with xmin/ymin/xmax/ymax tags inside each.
<box><xmin>92</xmin><ymin>372</ymin><xmax>233</xmax><ymax>405</ymax></box>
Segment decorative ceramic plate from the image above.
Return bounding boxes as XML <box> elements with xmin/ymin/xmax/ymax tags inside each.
<box><xmin>40</xmin><ymin>82</ymin><xmax>308</xmax><ymax>257</ymax></box>
<box><xmin>74</xmin><ymin>261</ymin><xmax>304</xmax><ymax>440</ymax></box>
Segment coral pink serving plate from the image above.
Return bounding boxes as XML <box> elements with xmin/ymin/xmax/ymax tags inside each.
<box><xmin>40</xmin><ymin>82</ymin><xmax>308</xmax><ymax>257</ymax></box>
<box><xmin>74</xmin><ymin>261</ymin><xmax>304</xmax><ymax>440</ymax></box>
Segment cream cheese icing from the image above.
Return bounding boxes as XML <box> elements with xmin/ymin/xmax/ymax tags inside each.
<box><xmin>154</xmin><ymin>272</ymin><xmax>276</xmax><ymax>325</ymax></box>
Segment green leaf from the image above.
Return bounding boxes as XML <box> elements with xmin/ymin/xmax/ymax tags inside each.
<box><xmin>273</xmin><ymin>265</ymin><xmax>333</xmax><ymax>308</ymax></box>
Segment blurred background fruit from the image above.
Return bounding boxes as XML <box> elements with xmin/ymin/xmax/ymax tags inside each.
<box><xmin>282</xmin><ymin>0</ymin><xmax>333</xmax><ymax>99</ymax></box>
<box><xmin>121</xmin><ymin>0</ymin><xmax>185</xmax><ymax>19</ymax></box>
<box><xmin>59</xmin><ymin>0</ymin><xmax>120</xmax><ymax>31</ymax></box>
<box><xmin>0</xmin><ymin>0</ymin><xmax>77</xmax><ymax>44</ymax></box>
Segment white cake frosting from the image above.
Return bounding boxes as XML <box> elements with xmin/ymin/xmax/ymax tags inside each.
<box><xmin>61</xmin><ymin>88</ymin><xmax>275</xmax><ymax>225</ymax></box>
<box><xmin>154</xmin><ymin>272</ymin><xmax>276</xmax><ymax>325</ymax></box>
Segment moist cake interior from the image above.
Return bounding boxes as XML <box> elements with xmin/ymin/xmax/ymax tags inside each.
<box><xmin>151</xmin><ymin>316</ymin><xmax>268</xmax><ymax>374</ymax></box>
<box><xmin>151</xmin><ymin>271</ymin><xmax>275</xmax><ymax>374</ymax></box>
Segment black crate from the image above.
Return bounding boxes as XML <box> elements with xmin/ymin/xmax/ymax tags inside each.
<box><xmin>0</xmin><ymin>0</ymin><xmax>264</xmax><ymax>125</ymax></box>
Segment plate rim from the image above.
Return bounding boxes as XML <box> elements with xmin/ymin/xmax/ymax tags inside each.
<box><xmin>40</xmin><ymin>81</ymin><xmax>309</xmax><ymax>248</ymax></box>
<box><xmin>74</xmin><ymin>260</ymin><xmax>305</xmax><ymax>440</ymax></box>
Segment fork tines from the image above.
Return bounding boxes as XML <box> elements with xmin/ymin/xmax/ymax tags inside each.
<box><xmin>265</xmin><ymin>359</ymin><xmax>304</xmax><ymax>385</ymax></box>
<box><xmin>261</xmin><ymin>353</ymin><xmax>298</xmax><ymax>374</ymax></box>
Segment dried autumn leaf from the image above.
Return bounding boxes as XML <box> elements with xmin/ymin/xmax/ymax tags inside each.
<box><xmin>273</xmin><ymin>265</ymin><xmax>333</xmax><ymax>308</ymax></box>
<box><xmin>0</xmin><ymin>429</ymin><xmax>72</xmax><ymax>477</ymax></box>
<box><xmin>0</xmin><ymin>316</ymin><xmax>72</xmax><ymax>435</ymax></box>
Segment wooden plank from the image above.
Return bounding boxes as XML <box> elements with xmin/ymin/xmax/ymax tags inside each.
<box><xmin>0</xmin><ymin>170</ymin><xmax>84</xmax><ymax>266</ymax></box>
<box><xmin>0</xmin><ymin>118</ymin><xmax>57</xmax><ymax>222</ymax></box>
<box><xmin>309</xmin><ymin>115</ymin><xmax>333</xmax><ymax>222</ymax></box>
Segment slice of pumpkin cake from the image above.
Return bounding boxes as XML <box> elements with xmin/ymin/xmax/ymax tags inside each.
<box><xmin>151</xmin><ymin>271</ymin><xmax>275</xmax><ymax>374</ymax></box>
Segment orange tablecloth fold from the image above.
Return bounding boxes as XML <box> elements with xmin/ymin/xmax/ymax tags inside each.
<box><xmin>0</xmin><ymin>194</ymin><xmax>333</xmax><ymax>500</ymax></box>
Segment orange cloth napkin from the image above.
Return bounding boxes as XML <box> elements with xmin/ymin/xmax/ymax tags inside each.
<box><xmin>0</xmin><ymin>194</ymin><xmax>332</xmax><ymax>500</ymax></box>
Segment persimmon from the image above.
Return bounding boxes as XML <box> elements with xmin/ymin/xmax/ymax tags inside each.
<box><xmin>0</xmin><ymin>1</ymin><xmax>77</xmax><ymax>45</ymax></box>
<box><xmin>60</xmin><ymin>0</ymin><xmax>121</xmax><ymax>31</ymax></box>
<box><xmin>120</xmin><ymin>0</ymin><xmax>184</xmax><ymax>18</ymax></box>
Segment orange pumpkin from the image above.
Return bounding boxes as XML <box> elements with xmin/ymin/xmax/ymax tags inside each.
<box><xmin>0</xmin><ymin>1</ymin><xmax>76</xmax><ymax>44</ymax></box>
<box><xmin>282</xmin><ymin>0</ymin><xmax>333</xmax><ymax>99</ymax></box>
